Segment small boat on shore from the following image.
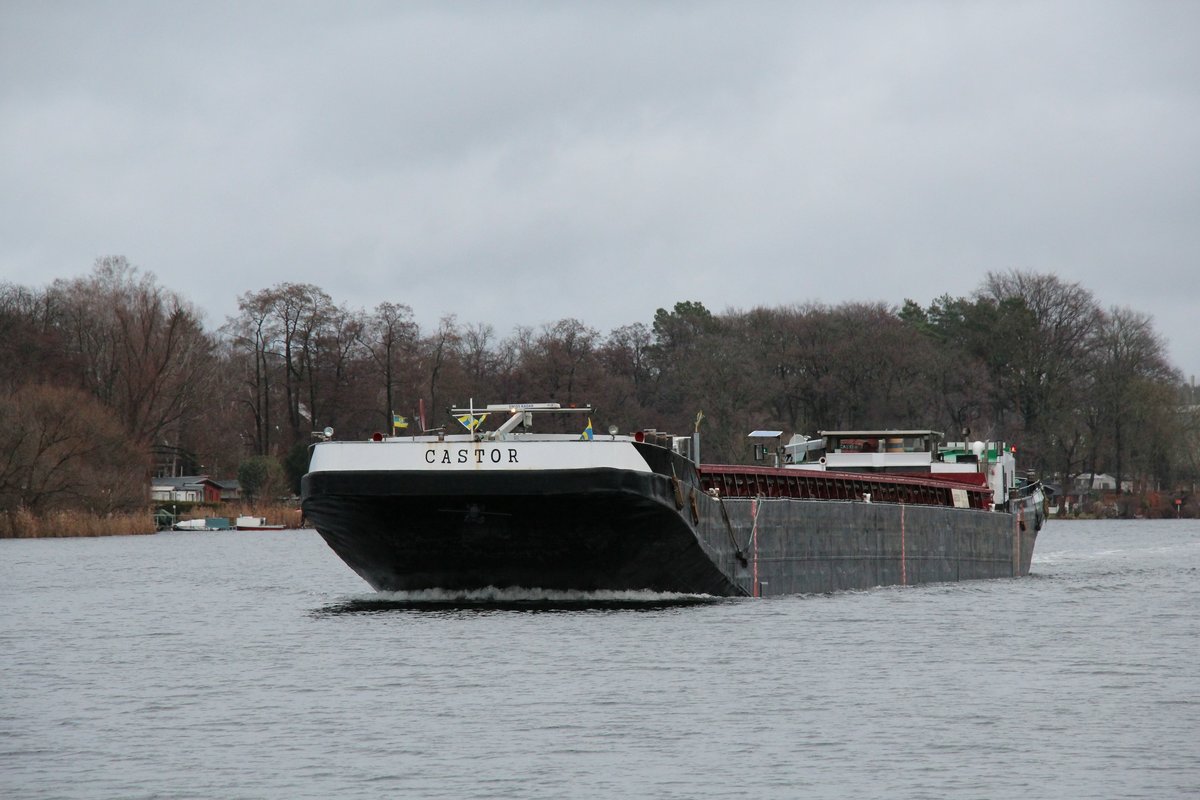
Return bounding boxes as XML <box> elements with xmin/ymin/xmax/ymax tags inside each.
<box><xmin>301</xmin><ymin>402</ymin><xmax>1047</xmax><ymax>596</ymax></box>
<box><xmin>234</xmin><ymin>516</ymin><xmax>286</xmax><ymax>531</ymax></box>
<box><xmin>171</xmin><ymin>517</ymin><xmax>231</xmax><ymax>532</ymax></box>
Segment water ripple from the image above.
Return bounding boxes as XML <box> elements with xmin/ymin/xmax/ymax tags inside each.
<box><xmin>2</xmin><ymin>521</ymin><xmax>1198</xmax><ymax>799</ymax></box>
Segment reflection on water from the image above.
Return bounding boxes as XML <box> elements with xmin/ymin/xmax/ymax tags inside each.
<box><xmin>317</xmin><ymin>587</ymin><xmax>727</xmax><ymax>615</ymax></box>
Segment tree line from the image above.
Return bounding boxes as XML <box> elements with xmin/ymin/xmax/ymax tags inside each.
<box><xmin>2</xmin><ymin>257</ymin><xmax>1196</xmax><ymax>516</ymax></box>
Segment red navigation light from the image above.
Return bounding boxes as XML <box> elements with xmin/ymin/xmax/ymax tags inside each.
<box><xmin>372</xmin><ymin>432</ymin><xmax>383</xmax><ymax>442</ymax></box>
<box><xmin>634</xmin><ymin>431</ymin><xmax>645</xmax><ymax>443</ymax></box>
<box><xmin>1010</xmin><ymin>445</ymin><xmax>1017</xmax><ymax>454</ymax></box>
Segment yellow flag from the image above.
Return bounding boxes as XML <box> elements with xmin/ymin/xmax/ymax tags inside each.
<box><xmin>456</xmin><ymin>413</ymin><xmax>488</xmax><ymax>431</ymax></box>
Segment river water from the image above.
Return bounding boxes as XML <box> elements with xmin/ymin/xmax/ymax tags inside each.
<box><xmin>2</xmin><ymin>519</ymin><xmax>1197</xmax><ymax>799</ymax></box>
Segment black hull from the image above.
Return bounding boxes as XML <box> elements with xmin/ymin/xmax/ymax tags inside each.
<box><xmin>301</xmin><ymin>467</ymin><xmax>1042</xmax><ymax>597</ymax></box>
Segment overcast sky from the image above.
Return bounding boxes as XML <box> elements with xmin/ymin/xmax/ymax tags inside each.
<box><xmin>2</xmin><ymin>1</ymin><xmax>1197</xmax><ymax>380</ymax></box>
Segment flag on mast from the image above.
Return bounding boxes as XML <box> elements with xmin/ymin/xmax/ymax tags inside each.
<box><xmin>456</xmin><ymin>413</ymin><xmax>488</xmax><ymax>431</ymax></box>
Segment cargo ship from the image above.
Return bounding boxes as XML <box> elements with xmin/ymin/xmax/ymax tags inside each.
<box><xmin>301</xmin><ymin>403</ymin><xmax>1047</xmax><ymax>596</ymax></box>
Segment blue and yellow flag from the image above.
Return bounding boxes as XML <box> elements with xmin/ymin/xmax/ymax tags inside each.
<box><xmin>580</xmin><ymin>417</ymin><xmax>594</xmax><ymax>441</ymax></box>
<box><xmin>456</xmin><ymin>413</ymin><xmax>488</xmax><ymax>431</ymax></box>
<box><xmin>392</xmin><ymin>413</ymin><xmax>409</xmax><ymax>431</ymax></box>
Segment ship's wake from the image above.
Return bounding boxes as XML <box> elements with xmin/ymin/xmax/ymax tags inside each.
<box><xmin>317</xmin><ymin>586</ymin><xmax>723</xmax><ymax>614</ymax></box>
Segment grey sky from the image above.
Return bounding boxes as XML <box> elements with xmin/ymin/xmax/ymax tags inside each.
<box><xmin>2</xmin><ymin>1</ymin><xmax>1198</xmax><ymax>380</ymax></box>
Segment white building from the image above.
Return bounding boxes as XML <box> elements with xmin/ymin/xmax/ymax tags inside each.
<box><xmin>1074</xmin><ymin>473</ymin><xmax>1133</xmax><ymax>492</ymax></box>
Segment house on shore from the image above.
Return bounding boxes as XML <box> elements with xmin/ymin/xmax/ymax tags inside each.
<box><xmin>150</xmin><ymin>476</ymin><xmax>240</xmax><ymax>504</ymax></box>
<box><xmin>1074</xmin><ymin>473</ymin><xmax>1134</xmax><ymax>493</ymax></box>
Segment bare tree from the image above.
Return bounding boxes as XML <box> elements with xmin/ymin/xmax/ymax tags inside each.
<box><xmin>360</xmin><ymin>302</ymin><xmax>419</xmax><ymax>428</ymax></box>
<box><xmin>980</xmin><ymin>270</ymin><xmax>1101</xmax><ymax>475</ymax></box>
<box><xmin>225</xmin><ymin>289</ymin><xmax>279</xmax><ymax>455</ymax></box>
<box><xmin>266</xmin><ymin>282</ymin><xmax>335</xmax><ymax>438</ymax></box>
<box><xmin>1088</xmin><ymin>306</ymin><xmax>1180</xmax><ymax>490</ymax></box>
<box><xmin>51</xmin><ymin>257</ymin><xmax>217</xmax><ymax>448</ymax></box>
<box><xmin>422</xmin><ymin>315</ymin><xmax>463</xmax><ymax>421</ymax></box>
<box><xmin>0</xmin><ymin>383</ymin><xmax>148</xmax><ymax>514</ymax></box>
<box><xmin>597</xmin><ymin>322</ymin><xmax>654</xmax><ymax>423</ymax></box>
<box><xmin>522</xmin><ymin>318</ymin><xmax>600</xmax><ymax>405</ymax></box>
<box><xmin>0</xmin><ymin>283</ymin><xmax>75</xmax><ymax>391</ymax></box>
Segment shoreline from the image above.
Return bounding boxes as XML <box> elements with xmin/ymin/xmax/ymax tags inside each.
<box><xmin>1</xmin><ymin>503</ymin><xmax>303</xmax><ymax>539</ymax></box>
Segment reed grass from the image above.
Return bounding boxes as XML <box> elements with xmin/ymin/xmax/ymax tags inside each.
<box><xmin>0</xmin><ymin>507</ymin><xmax>157</xmax><ymax>539</ymax></box>
<box><xmin>0</xmin><ymin>501</ymin><xmax>305</xmax><ymax>538</ymax></box>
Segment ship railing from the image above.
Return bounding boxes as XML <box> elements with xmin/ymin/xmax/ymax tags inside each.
<box><xmin>698</xmin><ymin>465</ymin><xmax>994</xmax><ymax>510</ymax></box>
<box><xmin>447</xmin><ymin>402</ymin><xmax>595</xmax><ymax>440</ymax></box>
